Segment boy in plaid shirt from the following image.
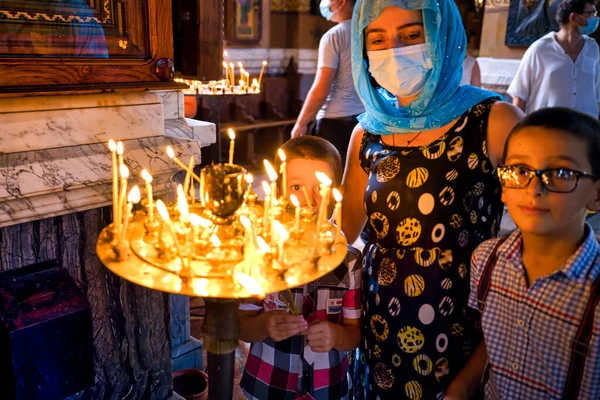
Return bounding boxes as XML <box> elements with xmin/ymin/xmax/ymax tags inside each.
<box><xmin>239</xmin><ymin>137</ymin><xmax>362</xmax><ymax>400</ymax></box>
<box><xmin>455</xmin><ymin>108</ymin><xmax>600</xmax><ymax>399</ymax></box>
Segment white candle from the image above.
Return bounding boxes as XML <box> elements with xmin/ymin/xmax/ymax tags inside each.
<box><xmin>263</xmin><ymin>159</ymin><xmax>278</xmax><ymax>200</ymax></box>
<box><xmin>118</xmin><ymin>165</ymin><xmax>129</xmax><ymax>237</ymax></box>
<box><xmin>272</xmin><ymin>220</ymin><xmax>289</xmax><ymax>264</ymax></box>
<box><xmin>121</xmin><ymin>185</ymin><xmax>140</xmax><ymax>242</ymax></box>
<box><xmin>229</xmin><ymin>63</ymin><xmax>235</xmax><ymax>88</ymax></box>
<box><xmin>261</xmin><ymin>181</ymin><xmax>271</xmax><ymax>231</ymax></box>
<box><xmin>315</xmin><ymin>171</ymin><xmax>332</xmax><ymax>234</ymax></box>
<box><xmin>177</xmin><ymin>184</ymin><xmax>189</xmax><ymax>222</ymax></box>
<box><xmin>200</xmin><ymin>170</ymin><xmax>206</xmax><ymax>206</ymax></box>
<box><xmin>301</xmin><ymin>185</ymin><xmax>311</xmax><ymax>209</ymax></box>
<box><xmin>228</xmin><ymin>129</ymin><xmax>236</xmax><ymax>165</ymax></box>
<box><xmin>183</xmin><ymin>156</ymin><xmax>194</xmax><ymax>194</ymax></box>
<box><xmin>166</xmin><ymin>146</ymin><xmax>202</xmax><ymax>183</ymax></box>
<box><xmin>277</xmin><ymin>149</ymin><xmax>287</xmax><ymax>200</ymax></box>
<box><xmin>332</xmin><ymin>188</ymin><xmax>342</xmax><ymax>239</ymax></box>
<box><xmin>290</xmin><ymin>194</ymin><xmax>301</xmax><ymax>232</ymax></box>
<box><xmin>245</xmin><ymin>173</ymin><xmax>254</xmax><ymax>198</ymax></box>
<box><xmin>223</xmin><ymin>61</ymin><xmax>229</xmax><ymax>84</ymax></box>
<box><xmin>258</xmin><ymin>61</ymin><xmax>267</xmax><ymax>89</ymax></box>
<box><xmin>156</xmin><ymin>199</ymin><xmax>183</xmax><ymax>257</ymax></box>
<box><xmin>108</xmin><ymin>140</ymin><xmax>119</xmax><ymax>229</ymax></box>
<box><xmin>141</xmin><ymin>169</ymin><xmax>154</xmax><ymax>223</ymax></box>
<box><xmin>245</xmin><ymin>72</ymin><xmax>250</xmax><ymax>90</ymax></box>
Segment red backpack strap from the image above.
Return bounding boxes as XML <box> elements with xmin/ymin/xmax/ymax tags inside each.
<box><xmin>476</xmin><ymin>237</ymin><xmax>508</xmax><ymax>313</ymax></box>
<box><xmin>563</xmin><ymin>271</ymin><xmax>600</xmax><ymax>399</ymax></box>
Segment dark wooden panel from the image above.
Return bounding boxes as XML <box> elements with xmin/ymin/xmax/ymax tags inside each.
<box><xmin>197</xmin><ymin>0</ymin><xmax>224</xmax><ymax>80</ymax></box>
<box><xmin>0</xmin><ymin>0</ymin><xmax>174</xmax><ymax>90</ymax></box>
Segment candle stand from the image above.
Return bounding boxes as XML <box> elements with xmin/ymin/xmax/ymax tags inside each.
<box><xmin>96</xmin><ymin>147</ymin><xmax>347</xmax><ymax>400</ymax></box>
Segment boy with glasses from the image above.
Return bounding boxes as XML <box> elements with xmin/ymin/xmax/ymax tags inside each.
<box><xmin>508</xmin><ymin>0</ymin><xmax>600</xmax><ymax>117</ymax></box>
<box><xmin>463</xmin><ymin>107</ymin><xmax>600</xmax><ymax>399</ymax></box>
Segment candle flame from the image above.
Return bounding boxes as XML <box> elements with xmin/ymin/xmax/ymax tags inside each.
<box><xmin>222</xmin><ymin>61</ymin><xmax>228</xmax><ymax>68</ymax></box>
<box><xmin>290</xmin><ymin>194</ymin><xmax>300</xmax><ymax>208</ymax></box>
<box><xmin>263</xmin><ymin>160</ymin><xmax>278</xmax><ymax>182</ymax></box>
<box><xmin>277</xmin><ymin>149</ymin><xmax>286</xmax><ymax>162</ymax></box>
<box><xmin>156</xmin><ymin>200</ymin><xmax>170</xmax><ymax>222</ymax></box>
<box><xmin>120</xmin><ymin>164</ymin><xmax>129</xmax><ymax>179</ymax></box>
<box><xmin>272</xmin><ymin>198</ymin><xmax>279</xmax><ymax>207</ymax></box>
<box><xmin>262</xmin><ymin>61</ymin><xmax>267</xmax><ymax>66</ymax></box>
<box><xmin>228</xmin><ymin>128</ymin><xmax>236</xmax><ymax>141</ymax></box>
<box><xmin>116</xmin><ymin>141</ymin><xmax>124</xmax><ymax>155</ymax></box>
<box><xmin>237</xmin><ymin>62</ymin><xmax>243</xmax><ymax>68</ymax></box>
<box><xmin>245</xmin><ymin>173</ymin><xmax>253</xmax><ymax>184</ymax></box>
<box><xmin>177</xmin><ymin>185</ymin><xmax>189</xmax><ymax>217</ymax></box>
<box><xmin>256</xmin><ymin>236</ymin><xmax>271</xmax><ymax>253</ymax></box>
<box><xmin>252</xmin><ymin>78</ymin><xmax>258</xmax><ymax>84</ymax></box>
<box><xmin>166</xmin><ymin>146</ymin><xmax>175</xmax><ymax>159</ymax></box>
<box><xmin>229</xmin><ymin>62</ymin><xmax>234</xmax><ymax>68</ymax></box>
<box><xmin>141</xmin><ymin>169</ymin><xmax>153</xmax><ymax>183</ymax></box>
<box><xmin>223</xmin><ymin>50</ymin><xmax>228</xmax><ymax>57</ymax></box>
<box><xmin>315</xmin><ymin>171</ymin><xmax>332</xmax><ymax>186</ymax></box>
<box><xmin>128</xmin><ymin>185</ymin><xmax>141</xmax><ymax>203</ymax></box>
<box><xmin>272</xmin><ymin>220</ymin><xmax>289</xmax><ymax>241</ymax></box>
<box><xmin>188</xmin><ymin>213</ymin><xmax>212</xmax><ymax>228</ymax></box>
<box><xmin>108</xmin><ymin>139</ymin><xmax>116</xmax><ymax>152</ymax></box>
<box><xmin>240</xmin><ymin>215</ymin><xmax>252</xmax><ymax>229</ymax></box>
<box><xmin>333</xmin><ymin>188</ymin><xmax>342</xmax><ymax>203</ymax></box>
<box><xmin>210</xmin><ymin>234</ymin><xmax>221</xmax><ymax>247</ymax></box>
<box><xmin>235</xmin><ymin>272</ymin><xmax>265</xmax><ymax>297</ymax></box>
<box><xmin>261</xmin><ymin>181</ymin><xmax>271</xmax><ymax>196</ymax></box>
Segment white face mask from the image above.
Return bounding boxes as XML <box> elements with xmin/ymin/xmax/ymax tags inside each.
<box><xmin>367</xmin><ymin>44</ymin><xmax>433</xmax><ymax>98</ymax></box>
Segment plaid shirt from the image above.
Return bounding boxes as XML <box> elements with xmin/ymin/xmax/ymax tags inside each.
<box><xmin>240</xmin><ymin>247</ymin><xmax>362</xmax><ymax>400</ymax></box>
<box><xmin>469</xmin><ymin>225</ymin><xmax>600</xmax><ymax>399</ymax></box>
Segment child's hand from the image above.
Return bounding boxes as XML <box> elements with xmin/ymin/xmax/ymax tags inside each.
<box><xmin>306</xmin><ymin>320</ymin><xmax>340</xmax><ymax>352</ymax></box>
<box><xmin>265</xmin><ymin>311</ymin><xmax>307</xmax><ymax>342</ymax></box>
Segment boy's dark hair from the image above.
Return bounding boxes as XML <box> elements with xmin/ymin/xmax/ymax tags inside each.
<box><xmin>556</xmin><ymin>0</ymin><xmax>595</xmax><ymax>25</ymax></box>
<box><xmin>275</xmin><ymin>136</ymin><xmax>343</xmax><ymax>186</ymax></box>
<box><xmin>503</xmin><ymin>107</ymin><xmax>600</xmax><ymax>176</ymax></box>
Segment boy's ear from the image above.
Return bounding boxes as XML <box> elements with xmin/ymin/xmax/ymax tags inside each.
<box><xmin>586</xmin><ymin>180</ymin><xmax>600</xmax><ymax>212</ymax></box>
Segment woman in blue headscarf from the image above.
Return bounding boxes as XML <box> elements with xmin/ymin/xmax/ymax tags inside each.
<box><xmin>341</xmin><ymin>1</ymin><xmax>523</xmax><ymax>398</ymax></box>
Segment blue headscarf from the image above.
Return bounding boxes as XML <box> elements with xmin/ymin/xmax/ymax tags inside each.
<box><xmin>352</xmin><ymin>0</ymin><xmax>501</xmax><ymax>135</ymax></box>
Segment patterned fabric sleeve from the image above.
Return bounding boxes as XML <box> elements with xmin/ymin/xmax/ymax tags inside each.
<box><xmin>343</xmin><ymin>247</ymin><xmax>362</xmax><ymax>320</ymax></box>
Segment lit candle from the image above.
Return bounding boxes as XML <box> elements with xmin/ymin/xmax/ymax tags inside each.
<box><xmin>245</xmin><ymin>173</ymin><xmax>254</xmax><ymax>198</ymax></box>
<box><xmin>290</xmin><ymin>194</ymin><xmax>301</xmax><ymax>232</ymax></box>
<box><xmin>223</xmin><ymin>61</ymin><xmax>229</xmax><ymax>84</ymax></box>
<box><xmin>228</xmin><ymin>129</ymin><xmax>236</xmax><ymax>165</ymax></box>
<box><xmin>252</xmin><ymin>78</ymin><xmax>259</xmax><ymax>92</ymax></box>
<box><xmin>301</xmin><ymin>185</ymin><xmax>311</xmax><ymax>209</ymax></box>
<box><xmin>258</xmin><ymin>61</ymin><xmax>267</xmax><ymax>89</ymax></box>
<box><xmin>108</xmin><ymin>140</ymin><xmax>119</xmax><ymax>230</ymax></box>
<box><xmin>177</xmin><ymin>184</ymin><xmax>189</xmax><ymax>222</ymax></box>
<box><xmin>315</xmin><ymin>171</ymin><xmax>333</xmax><ymax>233</ymax></box>
<box><xmin>332</xmin><ymin>188</ymin><xmax>342</xmax><ymax>239</ymax></box>
<box><xmin>183</xmin><ymin>155</ymin><xmax>195</xmax><ymax>194</ymax></box>
<box><xmin>166</xmin><ymin>146</ymin><xmax>202</xmax><ymax>183</ymax></box>
<box><xmin>116</xmin><ymin>141</ymin><xmax>124</xmax><ymax>170</ymax></box>
<box><xmin>121</xmin><ymin>185</ymin><xmax>140</xmax><ymax>242</ymax></box>
<box><xmin>272</xmin><ymin>220</ymin><xmax>289</xmax><ymax>264</ymax></box>
<box><xmin>277</xmin><ymin>149</ymin><xmax>287</xmax><ymax>200</ymax></box>
<box><xmin>156</xmin><ymin>199</ymin><xmax>183</xmax><ymax>256</ymax></box>
<box><xmin>263</xmin><ymin>159</ymin><xmax>278</xmax><ymax>200</ymax></box>
<box><xmin>240</xmin><ymin>215</ymin><xmax>256</xmax><ymax>274</ymax></box>
<box><xmin>261</xmin><ymin>181</ymin><xmax>271</xmax><ymax>231</ymax></box>
<box><xmin>200</xmin><ymin>169</ymin><xmax>206</xmax><ymax>206</ymax></box>
<box><xmin>237</xmin><ymin>62</ymin><xmax>244</xmax><ymax>84</ymax></box>
<box><xmin>229</xmin><ymin>62</ymin><xmax>235</xmax><ymax>88</ymax></box>
<box><xmin>141</xmin><ymin>169</ymin><xmax>154</xmax><ymax>223</ymax></box>
<box><xmin>118</xmin><ymin>165</ymin><xmax>130</xmax><ymax>237</ymax></box>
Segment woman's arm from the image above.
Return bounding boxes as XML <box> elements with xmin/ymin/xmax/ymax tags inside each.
<box><xmin>471</xmin><ymin>60</ymin><xmax>481</xmax><ymax>88</ymax></box>
<box><xmin>486</xmin><ymin>102</ymin><xmax>524</xmax><ymax>167</ymax></box>
<box><xmin>291</xmin><ymin>67</ymin><xmax>336</xmax><ymax>138</ymax></box>
<box><xmin>443</xmin><ymin>341</ymin><xmax>488</xmax><ymax>399</ymax></box>
<box><xmin>341</xmin><ymin>124</ymin><xmax>369</xmax><ymax>243</ymax></box>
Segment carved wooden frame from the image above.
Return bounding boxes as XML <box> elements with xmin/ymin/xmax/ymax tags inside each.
<box><xmin>0</xmin><ymin>0</ymin><xmax>174</xmax><ymax>93</ymax></box>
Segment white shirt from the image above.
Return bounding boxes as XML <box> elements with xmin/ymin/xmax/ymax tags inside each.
<box><xmin>507</xmin><ymin>32</ymin><xmax>600</xmax><ymax>117</ymax></box>
<box><xmin>317</xmin><ymin>20</ymin><xmax>365</xmax><ymax>119</ymax></box>
<box><xmin>461</xmin><ymin>55</ymin><xmax>477</xmax><ymax>86</ymax></box>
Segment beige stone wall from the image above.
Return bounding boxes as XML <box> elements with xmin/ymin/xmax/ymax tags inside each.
<box><xmin>479</xmin><ymin>0</ymin><xmax>527</xmax><ymax>59</ymax></box>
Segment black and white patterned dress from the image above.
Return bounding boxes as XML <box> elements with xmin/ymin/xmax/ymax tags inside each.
<box><xmin>352</xmin><ymin>99</ymin><xmax>504</xmax><ymax>399</ymax></box>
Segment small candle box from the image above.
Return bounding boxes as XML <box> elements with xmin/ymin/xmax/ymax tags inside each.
<box><xmin>0</xmin><ymin>261</ymin><xmax>94</xmax><ymax>399</ymax></box>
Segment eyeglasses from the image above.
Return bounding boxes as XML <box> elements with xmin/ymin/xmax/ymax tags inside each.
<box><xmin>497</xmin><ymin>165</ymin><xmax>598</xmax><ymax>193</ymax></box>
<box><xmin>581</xmin><ymin>10</ymin><xmax>598</xmax><ymax>17</ymax></box>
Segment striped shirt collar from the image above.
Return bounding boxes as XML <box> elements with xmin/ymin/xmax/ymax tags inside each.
<box><xmin>499</xmin><ymin>223</ymin><xmax>599</xmax><ymax>283</ymax></box>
